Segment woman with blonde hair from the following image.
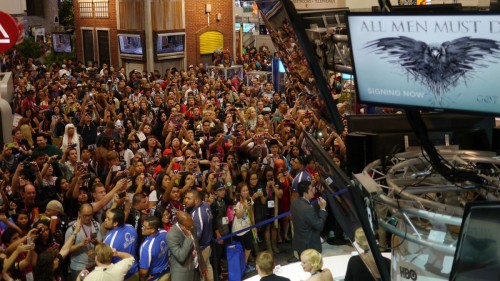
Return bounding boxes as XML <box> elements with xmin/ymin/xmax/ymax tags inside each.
<box><xmin>19</xmin><ymin>124</ymin><xmax>34</xmax><ymax>148</ymax></box>
<box><xmin>300</xmin><ymin>249</ymin><xmax>333</xmax><ymax>281</ymax></box>
<box><xmin>61</xmin><ymin>123</ymin><xmax>82</xmax><ymax>159</ymax></box>
<box><xmin>241</xmin><ymin>106</ymin><xmax>258</xmax><ymax>130</ymax></box>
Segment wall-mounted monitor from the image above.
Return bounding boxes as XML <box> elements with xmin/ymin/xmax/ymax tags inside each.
<box><xmin>118</xmin><ymin>33</ymin><xmax>144</xmax><ymax>57</ymax></box>
<box><xmin>347</xmin><ymin>13</ymin><xmax>500</xmax><ymax>116</ymax></box>
<box><xmin>235</xmin><ymin>23</ymin><xmax>256</xmax><ymax>33</ymax></box>
<box><xmin>342</xmin><ymin>73</ymin><xmax>353</xmax><ymax>80</ymax></box>
<box><xmin>52</xmin><ymin>33</ymin><xmax>72</xmax><ymax>53</ymax></box>
<box><xmin>155</xmin><ymin>32</ymin><xmax>185</xmax><ymax>59</ymax></box>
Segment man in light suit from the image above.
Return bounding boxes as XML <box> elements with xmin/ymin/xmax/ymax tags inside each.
<box><xmin>291</xmin><ymin>181</ymin><xmax>327</xmax><ymax>257</ymax></box>
<box><xmin>166</xmin><ymin>211</ymin><xmax>206</xmax><ymax>281</ymax></box>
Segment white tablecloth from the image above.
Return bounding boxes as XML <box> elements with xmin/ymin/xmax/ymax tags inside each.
<box><xmin>245</xmin><ymin>253</ymin><xmax>391</xmax><ymax>281</ymax></box>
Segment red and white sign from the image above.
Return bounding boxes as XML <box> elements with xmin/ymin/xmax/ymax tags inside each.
<box><xmin>0</xmin><ymin>11</ymin><xmax>20</xmax><ymax>52</ymax></box>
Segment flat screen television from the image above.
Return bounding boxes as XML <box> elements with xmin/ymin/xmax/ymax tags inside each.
<box><xmin>449</xmin><ymin>201</ymin><xmax>500</xmax><ymax>281</ymax></box>
<box><xmin>118</xmin><ymin>34</ymin><xmax>143</xmax><ymax>55</ymax></box>
<box><xmin>347</xmin><ymin>13</ymin><xmax>500</xmax><ymax>116</ymax></box>
<box><xmin>156</xmin><ymin>33</ymin><xmax>185</xmax><ymax>57</ymax></box>
<box><xmin>52</xmin><ymin>33</ymin><xmax>72</xmax><ymax>53</ymax></box>
<box><xmin>342</xmin><ymin>73</ymin><xmax>353</xmax><ymax>80</ymax></box>
<box><xmin>235</xmin><ymin>23</ymin><xmax>256</xmax><ymax>33</ymax></box>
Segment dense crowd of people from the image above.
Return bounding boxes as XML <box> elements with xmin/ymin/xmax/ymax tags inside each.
<box><xmin>0</xmin><ymin>43</ymin><xmax>349</xmax><ymax>281</ymax></box>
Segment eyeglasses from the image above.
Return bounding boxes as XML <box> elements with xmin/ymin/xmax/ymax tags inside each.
<box><xmin>142</xmin><ymin>225</ymin><xmax>154</xmax><ymax>230</ymax></box>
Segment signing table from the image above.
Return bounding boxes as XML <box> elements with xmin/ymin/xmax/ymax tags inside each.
<box><xmin>244</xmin><ymin>253</ymin><xmax>391</xmax><ymax>281</ymax></box>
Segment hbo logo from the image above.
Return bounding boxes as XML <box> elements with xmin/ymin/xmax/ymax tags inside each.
<box><xmin>399</xmin><ymin>266</ymin><xmax>417</xmax><ymax>281</ymax></box>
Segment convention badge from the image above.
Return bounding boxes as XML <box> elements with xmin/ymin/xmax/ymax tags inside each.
<box><xmin>222</xmin><ymin>217</ymin><xmax>229</xmax><ymax>225</ymax></box>
<box><xmin>267</xmin><ymin>200</ymin><xmax>275</xmax><ymax>208</ymax></box>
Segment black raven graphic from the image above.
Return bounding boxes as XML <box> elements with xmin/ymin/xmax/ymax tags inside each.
<box><xmin>365</xmin><ymin>36</ymin><xmax>500</xmax><ymax>103</ymax></box>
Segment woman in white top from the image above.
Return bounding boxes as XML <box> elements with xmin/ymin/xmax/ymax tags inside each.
<box><xmin>232</xmin><ymin>182</ymin><xmax>257</xmax><ymax>272</ymax></box>
<box><xmin>300</xmin><ymin>249</ymin><xmax>334</xmax><ymax>281</ymax></box>
<box><xmin>61</xmin><ymin>123</ymin><xmax>82</xmax><ymax>159</ymax></box>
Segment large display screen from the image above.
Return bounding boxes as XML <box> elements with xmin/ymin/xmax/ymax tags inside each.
<box><xmin>156</xmin><ymin>33</ymin><xmax>185</xmax><ymax>55</ymax></box>
<box><xmin>347</xmin><ymin>14</ymin><xmax>500</xmax><ymax>115</ymax></box>
<box><xmin>118</xmin><ymin>34</ymin><xmax>143</xmax><ymax>55</ymax></box>
<box><xmin>52</xmin><ymin>33</ymin><xmax>72</xmax><ymax>53</ymax></box>
<box><xmin>235</xmin><ymin>23</ymin><xmax>256</xmax><ymax>33</ymax></box>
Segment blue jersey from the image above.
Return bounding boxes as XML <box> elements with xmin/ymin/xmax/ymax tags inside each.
<box><xmin>139</xmin><ymin>230</ymin><xmax>169</xmax><ymax>277</ymax></box>
<box><xmin>103</xmin><ymin>224</ymin><xmax>139</xmax><ymax>277</ymax></box>
<box><xmin>190</xmin><ymin>201</ymin><xmax>213</xmax><ymax>247</ymax></box>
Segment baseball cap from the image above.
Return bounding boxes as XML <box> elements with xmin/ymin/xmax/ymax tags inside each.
<box><xmin>46</xmin><ymin>200</ymin><xmax>65</xmax><ymax>215</ymax></box>
<box><xmin>214</xmin><ymin>182</ymin><xmax>225</xmax><ymax>191</ymax></box>
<box><xmin>77</xmin><ymin>83</ymin><xmax>82</xmax><ymax>87</ymax></box>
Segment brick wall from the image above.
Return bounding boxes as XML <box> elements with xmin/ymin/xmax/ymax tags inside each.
<box><xmin>185</xmin><ymin>0</ymin><xmax>234</xmax><ymax>67</ymax></box>
<box><xmin>73</xmin><ymin>0</ymin><xmax>233</xmax><ymax>70</ymax></box>
<box><xmin>73</xmin><ymin>0</ymin><xmax>119</xmax><ymax>68</ymax></box>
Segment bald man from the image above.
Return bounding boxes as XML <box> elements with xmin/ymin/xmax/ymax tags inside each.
<box><xmin>166</xmin><ymin>211</ymin><xmax>206</xmax><ymax>281</ymax></box>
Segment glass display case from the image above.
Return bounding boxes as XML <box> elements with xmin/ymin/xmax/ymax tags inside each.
<box><xmin>246</xmin><ymin>70</ymin><xmax>273</xmax><ymax>86</ymax></box>
<box><xmin>209</xmin><ymin>65</ymin><xmax>244</xmax><ymax>81</ymax></box>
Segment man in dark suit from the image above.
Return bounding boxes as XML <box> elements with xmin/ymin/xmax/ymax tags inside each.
<box><xmin>256</xmin><ymin>251</ymin><xmax>290</xmax><ymax>281</ymax></box>
<box><xmin>166</xmin><ymin>211</ymin><xmax>206</xmax><ymax>281</ymax></box>
<box><xmin>291</xmin><ymin>181</ymin><xmax>328</xmax><ymax>257</ymax></box>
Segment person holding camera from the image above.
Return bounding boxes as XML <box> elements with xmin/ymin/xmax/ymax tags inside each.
<box><xmin>232</xmin><ymin>182</ymin><xmax>257</xmax><ymax>273</ymax></box>
<box><xmin>65</xmin><ymin>203</ymin><xmax>103</xmax><ymax>281</ymax></box>
<box><xmin>59</xmin><ymin>146</ymin><xmax>80</xmax><ymax>182</ymax></box>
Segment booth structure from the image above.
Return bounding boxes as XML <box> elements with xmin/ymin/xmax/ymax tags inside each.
<box><xmin>246</xmin><ymin>70</ymin><xmax>272</xmax><ymax>86</ymax></box>
<box><xmin>210</xmin><ymin>65</ymin><xmax>244</xmax><ymax>81</ymax></box>
<box><xmin>0</xmin><ymin>72</ymin><xmax>14</xmax><ymax>145</ymax></box>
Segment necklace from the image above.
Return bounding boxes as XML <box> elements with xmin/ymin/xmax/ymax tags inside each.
<box><xmin>311</xmin><ymin>269</ymin><xmax>322</xmax><ymax>276</ymax></box>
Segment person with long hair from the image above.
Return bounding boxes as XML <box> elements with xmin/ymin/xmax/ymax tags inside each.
<box><xmin>38</xmin><ymin>111</ymin><xmax>53</xmax><ymax>145</ymax></box>
<box><xmin>232</xmin><ymin>182</ymin><xmax>257</xmax><ymax>273</ymax></box>
<box><xmin>137</xmin><ymin>135</ymin><xmax>162</xmax><ymax>169</ymax></box>
<box><xmin>33</xmin><ymin>220</ymin><xmax>59</xmax><ymax>255</ymax></box>
<box><xmin>14</xmin><ymin>210</ymin><xmax>31</xmax><ymax>236</ymax></box>
<box><xmin>61</xmin><ymin>123</ymin><xmax>82</xmax><ymax>159</ymax></box>
<box><xmin>242</xmin><ymin>106</ymin><xmax>258</xmax><ymax>130</ymax></box>
<box><xmin>154</xmin><ymin>205</ymin><xmax>173</xmax><ymax>232</ymax></box>
<box><xmin>159</xmin><ymin>173</ymin><xmax>185</xmax><ymax>225</ymax></box>
<box><xmin>19</xmin><ymin>124</ymin><xmax>35</xmax><ymax>149</ymax></box>
<box><xmin>23</xmin><ymin>108</ymin><xmax>40</xmax><ymax>134</ymax></box>
<box><xmin>34</xmin><ymin>219</ymin><xmax>82</xmax><ymax>281</ymax></box>
<box><xmin>260</xmin><ymin>166</ymin><xmax>283</xmax><ymax>254</ymax></box>
<box><xmin>50</xmin><ymin>105</ymin><xmax>68</xmax><ymax>148</ymax></box>
<box><xmin>149</xmin><ymin>172</ymin><xmax>170</xmax><ymax>210</ymax></box>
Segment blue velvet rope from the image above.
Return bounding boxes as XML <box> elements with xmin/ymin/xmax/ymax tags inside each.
<box><xmin>213</xmin><ymin>187</ymin><xmax>349</xmax><ymax>243</ymax></box>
